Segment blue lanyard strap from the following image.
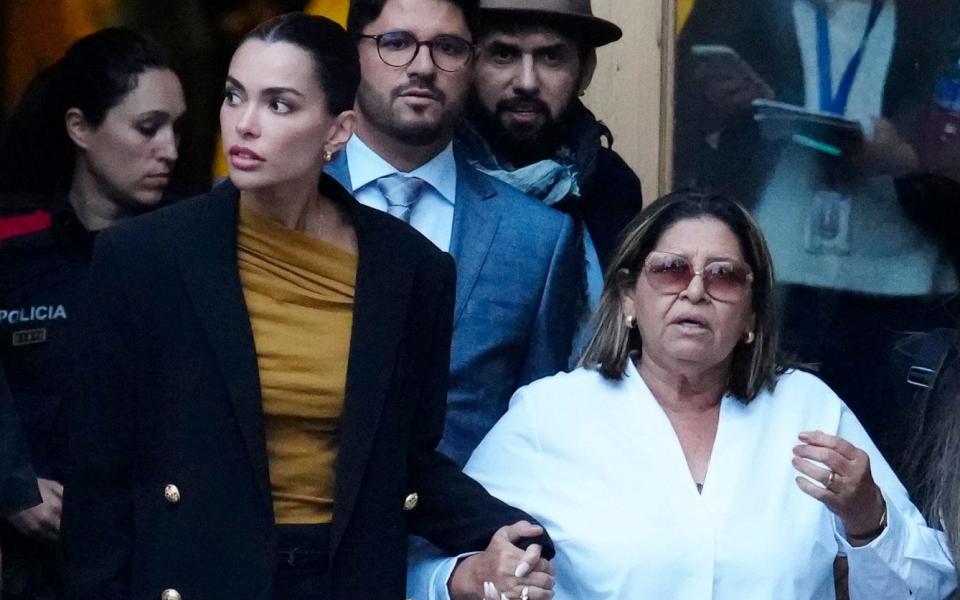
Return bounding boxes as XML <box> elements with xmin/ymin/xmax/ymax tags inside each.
<box><xmin>815</xmin><ymin>0</ymin><xmax>885</xmax><ymax>115</ymax></box>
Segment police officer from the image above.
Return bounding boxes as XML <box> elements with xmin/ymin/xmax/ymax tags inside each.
<box><xmin>0</xmin><ymin>29</ymin><xmax>185</xmax><ymax>598</ymax></box>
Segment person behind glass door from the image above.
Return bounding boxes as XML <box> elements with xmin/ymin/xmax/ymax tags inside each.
<box><xmin>410</xmin><ymin>190</ymin><xmax>957</xmax><ymax>600</ymax></box>
<box><xmin>60</xmin><ymin>13</ymin><xmax>553</xmax><ymax>600</ymax></box>
<box><xmin>0</xmin><ymin>28</ymin><xmax>185</xmax><ymax>599</ymax></box>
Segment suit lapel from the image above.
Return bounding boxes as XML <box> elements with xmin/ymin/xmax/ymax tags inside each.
<box><xmin>449</xmin><ymin>161</ymin><xmax>501</xmax><ymax>327</ymax></box>
<box><xmin>176</xmin><ymin>182</ymin><xmax>273</xmax><ymax>517</ymax></box>
<box><xmin>328</xmin><ymin>180</ymin><xmax>416</xmax><ymax>556</ymax></box>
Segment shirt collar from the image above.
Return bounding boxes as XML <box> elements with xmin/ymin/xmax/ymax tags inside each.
<box><xmin>346</xmin><ymin>134</ymin><xmax>457</xmax><ymax>205</ymax></box>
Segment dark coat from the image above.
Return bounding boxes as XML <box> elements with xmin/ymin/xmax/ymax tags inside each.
<box><xmin>0</xmin><ymin>210</ymin><xmax>92</xmax><ymax>482</ymax></box>
<box><xmin>0</xmin><ymin>364</ymin><xmax>40</xmax><ymax>516</ymax></box>
<box><xmin>555</xmin><ymin>145</ymin><xmax>643</xmax><ymax>270</ymax></box>
<box><xmin>60</xmin><ymin>175</ymin><xmax>551</xmax><ymax>600</ymax></box>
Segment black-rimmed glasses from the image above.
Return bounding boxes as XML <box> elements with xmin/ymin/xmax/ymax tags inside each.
<box><xmin>359</xmin><ymin>31</ymin><xmax>474</xmax><ymax>72</ymax></box>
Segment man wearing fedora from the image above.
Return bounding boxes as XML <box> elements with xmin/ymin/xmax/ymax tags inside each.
<box><xmin>457</xmin><ymin>0</ymin><xmax>643</xmax><ymax>318</ymax></box>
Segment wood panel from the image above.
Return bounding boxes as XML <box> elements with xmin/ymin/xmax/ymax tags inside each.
<box><xmin>583</xmin><ymin>0</ymin><xmax>674</xmax><ymax>200</ymax></box>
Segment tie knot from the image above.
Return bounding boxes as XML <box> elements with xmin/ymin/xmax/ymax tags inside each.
<box><xmin>377</xmin><ymin>174</ymin><xmax>428</xmax><ymax>210</ymax></box>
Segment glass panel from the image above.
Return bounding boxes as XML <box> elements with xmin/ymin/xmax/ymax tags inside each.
<box><xmin>672</xmin><ymin>0</ymin><xmax>960</xmax><ymax>478</ymax></box>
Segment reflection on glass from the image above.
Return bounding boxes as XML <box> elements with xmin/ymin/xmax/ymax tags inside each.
<box><xmin>673</xmin><ymin>0</ymin><xmax>960</xmax><ymax>478</ymax></box>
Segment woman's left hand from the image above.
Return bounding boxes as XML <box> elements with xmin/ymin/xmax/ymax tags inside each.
<box><xmin>792</xmin><ymin>430</ymin><xmax>886</xmax><ymax>543</ymax></box>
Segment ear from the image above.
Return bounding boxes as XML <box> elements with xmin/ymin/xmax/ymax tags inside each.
<box><xmin>576</xmin><ymin>49</ymin><xmax>598</xmax><ymax>95</ymax></box>
<box><xmin>322</xmin><ymin>110</ymin><xmax>357</xmax><ymax>157</ymax></box>
<box><xmin>64</xmin><ymin>108</ymin><xmax>92</xmax><ymax>150</ymax></box>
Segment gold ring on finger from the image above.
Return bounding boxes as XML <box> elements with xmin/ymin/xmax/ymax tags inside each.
<box><xmin>521</xmin><ymin>587</ymin><xmax>529</xmax><ymax>600</ymax></box>
<box><xmin>826</xmin><ymin>470</ymin><xmax>836</xmax><ymax>491</ymax></box>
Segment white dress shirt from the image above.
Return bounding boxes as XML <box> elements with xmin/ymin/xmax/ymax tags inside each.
<box><xmin>410</xmin><ymin>364</ymin><xmax>957</xmax><ymax>599</ymax></box>
<box><xmin>344</xmin><ymin>134</ymin><xmax>457</xmax><ymax>252</ymax></box>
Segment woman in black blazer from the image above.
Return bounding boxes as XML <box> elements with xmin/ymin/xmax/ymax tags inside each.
<box><xmin>60</xmin><ymin>14</ymin><xmax>551</xmax><ymax>600</ymax></box>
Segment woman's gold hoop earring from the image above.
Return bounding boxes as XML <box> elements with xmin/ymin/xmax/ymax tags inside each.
<box><xmin>743</xmin><ymin>331</ymin><xmax>756</xmax><ymax>345</ymax></box>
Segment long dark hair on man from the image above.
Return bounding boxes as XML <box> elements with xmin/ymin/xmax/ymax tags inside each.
<box><xmin>0</xmin><ymin>28</ymin><xmax>171</xmax><ymax>212</ymax></box>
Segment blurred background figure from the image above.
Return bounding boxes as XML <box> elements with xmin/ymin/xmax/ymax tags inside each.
<box><xmin>674</xmin><ymin>0</ymin><xmax>960</xmax><ymax>475</ymax></box>
<box><xmin>0</xmin><ymin>28</ymin><xmax>185</xmax><ymax>600</ymax></box>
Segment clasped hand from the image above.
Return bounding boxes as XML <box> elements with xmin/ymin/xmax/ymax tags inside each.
<box><xmin>6</xmin><ymin>477</ymin><xmax>63</xmax><ymax>542</ymax></box>
<box><xmin>449</xmin><ymin>520</ymin><xmax>555</xmax><ymax>600</ymax></box>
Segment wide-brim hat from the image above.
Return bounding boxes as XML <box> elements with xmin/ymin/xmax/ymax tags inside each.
<box><xmin>479</xmin><ymin>0</ymin><xmax>623</xmax><ymax>47</ymax></box>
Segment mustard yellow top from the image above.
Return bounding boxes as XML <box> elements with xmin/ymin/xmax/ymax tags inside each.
<box><xmin>236</xmin><ymin>202</ymin><xmax>357</xmax><ymax>525</ymax></box>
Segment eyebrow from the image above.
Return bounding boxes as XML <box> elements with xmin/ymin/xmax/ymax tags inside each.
<box><xmin>225</xmin><ymin>76</ymin><xmax>304</xmax><ymax>98</ymax></box>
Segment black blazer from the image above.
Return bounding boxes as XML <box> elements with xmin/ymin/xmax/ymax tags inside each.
<box><xmin>61</xmin><ymin>176</ymin><xmax>551</xmax><ymax>599</ymax></box>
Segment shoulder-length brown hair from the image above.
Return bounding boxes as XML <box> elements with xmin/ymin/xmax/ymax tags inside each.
<box><xmin>579</xmin><ymin>190</ymin><xmax>782</xmax><ymax>402</ymax></box>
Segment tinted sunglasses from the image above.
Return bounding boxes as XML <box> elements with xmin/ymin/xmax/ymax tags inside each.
<box><xmin>637</xmin><ymin>251</ymin><xmax>754</xmax><ymax>302</ymax></box>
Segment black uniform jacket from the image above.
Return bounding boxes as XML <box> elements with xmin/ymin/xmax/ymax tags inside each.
<box><xmin>0</xmin><ymin>364</ymin><xmax>41</xmax><ymax>515</ymax></box>
<box><xmin>0</xmin><ymin>211</ymin><xmax>92</xmax><ymax>482</ymax></box>
<box><xmin>61</xmin><ymin>175</ymin><xmax>552</xmax><ymax>600</ymax></box>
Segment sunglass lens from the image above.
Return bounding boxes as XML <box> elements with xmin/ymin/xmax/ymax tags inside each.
<box><xmin>645</xmin><ymin>254</ymin><xmax>692</xmax><ymax>292</ymax></box>
<box><xmin>702</xmin><ymin>262</ymin><xmax>749</xmax><ymax>300</ymax></box>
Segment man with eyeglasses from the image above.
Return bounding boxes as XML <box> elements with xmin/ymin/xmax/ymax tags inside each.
<box><xmin>458</xmin><ymin>0</ymin><xmax>643</xmax><ymax>323</ymax></box>
<box><xmin>327</xmin><ymin>1</ymin><xmax>575</xmax><ymax>596</ymax></box>
<box><xmin>330</xmin><ymin>0</ymin><xmax>579</xmax><ymax>469</ymax></box>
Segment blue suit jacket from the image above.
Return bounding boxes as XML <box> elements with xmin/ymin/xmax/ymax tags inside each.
<box><xmin>328</xmin><ymin>150</ymin><xmax>581</xmax><ymax>466</ymax></box>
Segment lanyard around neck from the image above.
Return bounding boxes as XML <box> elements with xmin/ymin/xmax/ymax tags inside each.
<box><xmin>815</xmin><ymin>0</ymin><xmax>885</xmax><ymax>115</ymax></box>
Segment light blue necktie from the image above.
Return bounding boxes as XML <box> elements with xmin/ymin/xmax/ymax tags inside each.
<box><xmin>376</xmin><ymin>174</ymin><xmax>428</xmax><ymax>224</ymax></box>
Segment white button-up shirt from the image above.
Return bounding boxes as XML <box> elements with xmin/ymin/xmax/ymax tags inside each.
<box><xmin>410</xmin><ymin>365</ymin><xmax>957</xmax><ymax>599</ymax></box>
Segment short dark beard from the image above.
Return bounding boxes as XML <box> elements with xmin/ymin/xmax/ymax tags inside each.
<box><xmin>356</xmin><ymin>78</ymin><xmax>451</xmax><ymax>147</ymax></box>
<box><xmin>467</xmin><ymin>93</ymin><xmax>571</xmax><ymax>167</ymax></box>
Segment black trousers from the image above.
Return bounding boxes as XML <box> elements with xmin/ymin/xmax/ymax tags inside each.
<box><xmin>273</xmin><ymin>524</ymin><xmax>331</xmax><ymax>600</ymax></box>
<box><xmin>0</xmin><ymin>526</ymin><xmax>62</xmax><ymax>600</ymax></box>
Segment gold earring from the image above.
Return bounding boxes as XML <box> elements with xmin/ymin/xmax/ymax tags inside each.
<box><xmin>323</xmin><ymin>149</ymin><xmax>334</xmax><ymax>163</ymax></box>
<box><xmin>743</xmin><ymin>331</ymin><xmax>756</xmax><ymax>345</ymax></box>
<box><xmin>625</xmin><ymin>315</ymin><xmax>636</xmax><ymax>329</ymax></box>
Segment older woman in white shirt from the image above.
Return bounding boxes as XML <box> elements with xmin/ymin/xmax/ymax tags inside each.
<box><xmin>409</xmin><ymin>190</ymin><xmax>957</xmax><ymax>600</ymax></box>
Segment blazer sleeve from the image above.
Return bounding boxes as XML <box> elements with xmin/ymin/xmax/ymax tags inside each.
<box><xmin>406</xmin><ymin>251</ymin><xmax>554</xmax><ymax>558</ymax></box>
<box><xmin>61</xmin><ymin>233</ymin><xmax>137</xmax><ymax>600</ymax></box>
<box><xmin>408</xmin><ymin>384</ymin><xmax>552</xmax><ymax>600</ymax></box>
<box><xmin>0</xmin><ymin>364</ymin><xmax>41</xmax><ymax>516</ymax></box>
<box><xmin>520</xmin><ymin>213</ymin><xmax>580</xmax><ymax>382</ymax></box>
